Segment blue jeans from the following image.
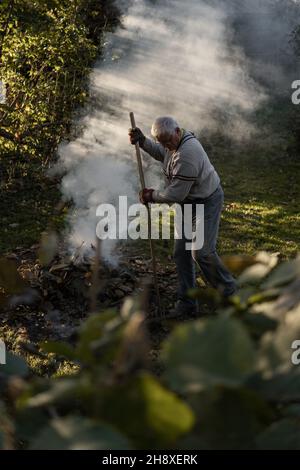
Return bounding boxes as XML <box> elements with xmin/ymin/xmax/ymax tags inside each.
<box><xmin>173</xmin><ymin>185</ymin><xmax>237</xmax><ymax>305</ymax></box>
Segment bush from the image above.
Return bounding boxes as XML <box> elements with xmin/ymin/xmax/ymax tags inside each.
<box><xmin>1</xmin><ymin>252</ymin><xmax>300</xmax><ymax>449</ymax></box>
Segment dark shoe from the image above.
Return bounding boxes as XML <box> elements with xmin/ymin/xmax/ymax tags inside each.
<box><xmin>222</xmin><ymin>288</ymin><xmax>239</xmax><ymax>307</ymax></box>
<box><xmin>167</xmin><ymin>300</ymin><xmax>198</xmax><ymax>319</ymax></box>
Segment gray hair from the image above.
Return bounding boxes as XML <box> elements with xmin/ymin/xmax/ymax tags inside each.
<box><xmin>151</xmin><ymin>116</ymin><xmax>179</xmax><ymax>139</ymax></box>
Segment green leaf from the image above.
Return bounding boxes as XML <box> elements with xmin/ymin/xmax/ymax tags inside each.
<box><xmin>16</xmin><ymin>408</ymin><xmax>49</xmax><ymax>444</ymax></box>
<box><xmin>242</xmin><ymin>312</ymin><xmax>278</xmax><ymax>339</ymax></box>
<box><xmin>247</xmin><ymin>288</ymin><xmax>281</xmax><ymax>306</ymax></box>
<box><xmin>256</xmin><ymin>419</ymin><xmax>300</xmax><ymax>450</ymax></box>
<box><xmin>182</xmin><ymin>387</ymin><xmax>274</xmax><ymax>450</ymax></box>
<box><xmin>258</xmin><ymin>307</ymin><xmax>300</xmax><ymax>376</ymax></box>
<box><xmin>262</xmin><ymin>256</ymin><xmax>300</xmax><ymax>290</ymax></box>
<box><xmin>255</xmin><ymin>369</ymin><xmax>300</xmax><ymax>403</ymax></box>
<box><xmin>1</xmin><ymin>352</ymin><xmax>28</xmax><ymax>377</ymax></box>
<box><xmin>76</xmin><ymin>310</ymin><xmax>122</xmax><ymax>364</ymax></box>
<box><xmin>163</xmin><ymin>316</ymin><xmax>256</xmax><ymax>393</ymax></box>
<box><xmin>237</xmin><ymin>252</ymin><xmax>278</xmax><ymax>286</ymax></box>
<box><xmin>30</xmin><ymin>416</ymin><xmax>132</xmax><ymax>450</ymax></box>
<box><xmin>281</xmin><ymin>404</ymin><xmax>300</xmax><ymax>419</ymax></box>
<box><xmin>40</xmin><ymin>341</ymin><xmax>76</xmax><ymax>360</ymax></box>
<box><xmin>222</xmin><ymin>255</ymin><xmax>257</xmax><ymax>276</ymax></box>
<box><xmin>25</xmin><ymin>378</ymin><xmax>80</xmax><ymax>408</ymax></box>
<box><xmin>99</xmin><ymin>373</ymin><xmax>195</xmax><ymax>448</ymax></box>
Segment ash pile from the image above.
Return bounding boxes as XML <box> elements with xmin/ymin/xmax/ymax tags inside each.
<box><xmin>1</xmin><ymin>244</ymin><xmax>176</xmax><ymax>343</ymax></box>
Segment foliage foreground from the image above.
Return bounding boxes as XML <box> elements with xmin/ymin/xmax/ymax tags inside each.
<box><xmin>1</xmin><ymin>252</ymin><xmax>300</xmax><ymax>450</ymax></box>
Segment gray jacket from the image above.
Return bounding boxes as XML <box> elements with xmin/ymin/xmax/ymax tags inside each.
<box><xmin>142</xmin><ymin>130</ymin><xmax>220</xmax><ymax>203</ymax></box>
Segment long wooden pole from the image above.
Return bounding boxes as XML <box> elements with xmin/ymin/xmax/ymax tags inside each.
<box><xmin>129</xmin><ymin>112</ymin><xmax>163</xmax><ymax>317</ymax></box>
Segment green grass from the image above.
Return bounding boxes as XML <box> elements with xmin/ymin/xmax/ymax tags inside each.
<box><xmin>138</xmin><ymin>147</ymin><xmax>299</xmax><ymax>260</ymax></box>
<box><xmin>216</xmin><ymin>150</ymin><xmax>299</xmax><ymax>257</ymax></box>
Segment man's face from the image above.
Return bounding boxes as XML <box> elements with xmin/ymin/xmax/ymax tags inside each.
<box><xmin>156</xmin><ymin>127</ymin><xmax>181</xmax><ymax>151</ymax></box>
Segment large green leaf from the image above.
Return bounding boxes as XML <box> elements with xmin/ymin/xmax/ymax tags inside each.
<box><xmin>181</xmin><ymin>387</ymin><xmax>274</xmax><ymax>450</ymax></box>
<box><xmin>258</xmin><ymin>306</ymin><xmax>300</xmax><ymax>376</ymax></box>
<box><xmin>15</xmin><ymin>408</ymin><xmax>49</xmax><ymax>444</ymax></box>
<box><xmin>242</xmin><ymin>312</ymin><xmax>278</xmax><ymax>339</ymax></box>
<box><xmin>76</xmin><ymin>310</ymin><xmax>123</xmax><ymax>364</ymax></box>
<box><xmin>99</xmin><ymin>373</ymin><xmax>195</xmax><ymax>448</ymax></box>
<box><xmin>256</xmin><ymin>419</ymin><xmax>300</xmax><ymax>450</ymax></box>
<box><xmin>30</xmin><ymin>416</ymin><xmax>132</xmax><ymax>450</ymax></box>
<box><xmin>250</xmin><ymin>369</ymin><xmax>300</xmax><ymax>403</ymax></box>
<box><xmin>163</xmin><ymin>316</ymin><xmax>256</xmax><ymax>393</ymax></box>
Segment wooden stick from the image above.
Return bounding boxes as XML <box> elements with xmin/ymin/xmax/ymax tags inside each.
<box><xmin>129</xmin><ymin>112</ymin><xmax>163</xmax><ymax>317</ymax></box>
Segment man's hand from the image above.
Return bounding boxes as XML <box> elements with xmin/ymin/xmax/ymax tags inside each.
<box><xmin>129</xmin><ymin>127</ymin><xmax>145</xmax><ymax>146</ymax></box>
<box><xmin>139</xmin><ymin>188</ymin><xmax>154</xmax><ymax>204</ymax></box>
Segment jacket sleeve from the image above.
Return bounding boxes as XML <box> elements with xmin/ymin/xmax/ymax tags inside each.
<box><xmin>141</xmin><ymin>137</ymin><xmax>167</xmax><ymax>162</ymax></box>
<box><xmin>152</xmin><ymin>160</ymin><xmax>198</xmax><ymax>203</ymax></box>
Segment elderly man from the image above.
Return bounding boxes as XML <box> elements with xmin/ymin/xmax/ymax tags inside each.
<box><xmin>129</xmin><ymin>116</ymin><xmax>237</xmax><ymax>315</ymax></box>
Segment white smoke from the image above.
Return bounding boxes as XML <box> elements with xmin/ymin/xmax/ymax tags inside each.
<box><xmin>56</xmin><ymin>0</ymin><xmax>299</xmax><ymax>261</ymax></box>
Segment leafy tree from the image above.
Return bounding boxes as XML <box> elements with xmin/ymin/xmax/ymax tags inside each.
<box><xmin>0</xmin><ymin>0</ymin><xmax>119</xmax><ymax>172</ymax></box>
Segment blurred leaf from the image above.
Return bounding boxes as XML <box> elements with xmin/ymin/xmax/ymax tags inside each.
<box><xmin>38</xmin><ymin>231</ymin><xmax>59</xmax><ymax>267</ymax></box>
<box><xmin>114</xmin><ymin>312</ymin><xmax>149</xmax><ymax>377</ymax></box>
<box><xmin>270</xmin><ymin>279</ymin><xmax>300</xmax><ymax>316</ymax></box>
<box><xmin>163</xmin><ymin>316</ymin><xmax>256</xmax><ymax>393</ymax></box>
<box><xmin>0</xmin><ymin>401</ymin><xmax>13</xmax><ymax>450</ymax></box>
<box><xmin>30</xmin><ymin>416</ymin><xmax>132</xmax><ymax>450</ymax></box>
<box><xmin>25</xmin><ymin>378</ymin><xmax>79</xmax><ymax>408</ymax></box>
<box><xmin>259</xmin><ymin>306</ymin><xmax>300</xmax><ymax>376</ymax></box>
<box><xmin>0</xmin><ymin>258</ymin><xmax>27</xmax><ymax>294</ymax></box>
<box><xmin>76</xmin><ymin>310</ymin><xmax>122</xmax><ymax>364</ymax></box>
<box><xmin>188</xmin><ymin>287</ymin><xmax>222</xmax><ymax>305</ymax></box>
<box><xmin>222</xmin><ymin>255</ymin><xmax>256</xmax><ymax>276</ymax></box>
<box><xmin>254</xmin><ymin>369</ymin><xmax>300</xmax><ymax>403</ymax></box>
<box><xmin>238</xmin><ymin>252</ymin><xmax>278</xmax><ymax>286</ymax></box>
<box><xmin>100</xmin><ymin>373</ymin><xmax>195</xmax><ymax>448</ymax></box>
<box><xmin>242</xmin><ymin>312</ymin><xmax>278</xmax><ymax>339</ymax></box>
<box><xmin>247</xmin><ymin>288</ymin><xmax>281</xmax><ymax>306</ymax></box>
<box><xmin>1</xmin><ymin>353</ymin><xmax>28</xmax><ymax>378</ymax></box>
<box><xmin>256</xmin><ymin>419</ymin><xmax>300</xmax><ymax>450</ymax></box>
<box><xmin>262</xmin><ymin>256</ymin><xmax>300</xmax><ymax>290</ymax></box>
<box><xmin>183</xmin><ymin>387</ymin><xmax>274</xmax><ymax>450</ymax></box>
<box><xmin>40</xmin><ymin>341</ymin><xmax>76</xmax><ymax>361</ymax></box>
<box><xmin>16</xmin><ymin>408</ymin><xmax>49</xmax><ymax>444</ymax></box>
<box><xmin>281</xmin><ymin>404</ymin><xmax>300</xmax><ymax>419</ymax></box>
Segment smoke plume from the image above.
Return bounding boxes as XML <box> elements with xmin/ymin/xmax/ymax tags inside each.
<box><xmin>56</xmin><ymin>0</ymin><xmax>300</xmax><ymax>261</ymax></box>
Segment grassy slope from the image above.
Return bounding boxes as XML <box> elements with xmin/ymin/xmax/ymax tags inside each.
<box><xmin>216</xmin><ymin>150</ymin><xmax>299</xmax><ymax>257</ymax></box>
